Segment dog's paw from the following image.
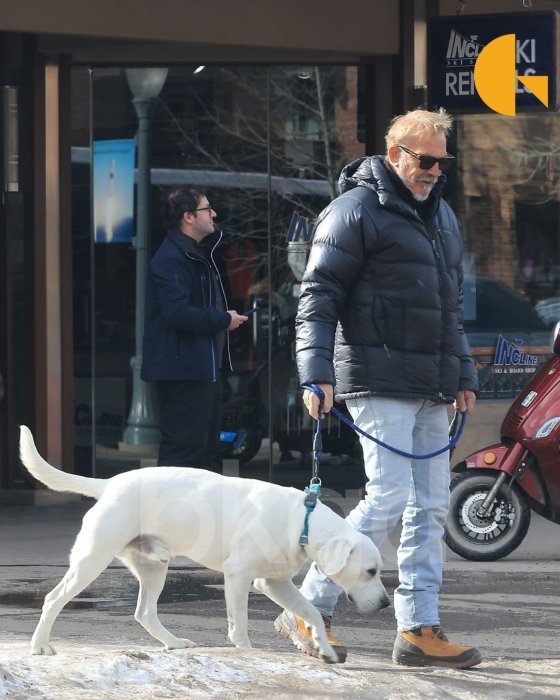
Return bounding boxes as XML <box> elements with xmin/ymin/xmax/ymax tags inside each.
<box><xmin>317</xmin><ymin>644</ymin><xmax>340</xmax><ymax>664</ymax></box>
<box><xmin>165</xmin><ymin>638</ymin><xmax>196</xmax><ymax>650</ymax></box>
<box><xmin>313</xmin><ymin>636</ymin><xmax>340</xmax><ymax>665</ymax></box>
<box><xmin>31</xmin><ymin>642</ymin><xmax>57</xmax><ymax>656</ymax></box>
<box><xmin>319</xmin><ymin>651</ymin><xmax>340</xmax><ymax>664</ymax></box>
<box><xmin>231</xmin><ymin>639</ymin><xmax>252</xmax><ymax>649</ymax></box>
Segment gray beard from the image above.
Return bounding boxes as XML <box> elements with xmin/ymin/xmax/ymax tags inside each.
<box><xmin>394</xmin><ymin>168</ymin><xmax>435</xmax><ymax>202</ymax></box>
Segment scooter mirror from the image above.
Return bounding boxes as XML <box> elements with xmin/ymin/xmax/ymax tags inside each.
<box><xmin>553</xmin><ymin>322</ymin><xmax>560</xmax><ymax>356</ymax></box>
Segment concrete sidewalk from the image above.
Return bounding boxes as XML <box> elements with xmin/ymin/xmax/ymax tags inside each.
<box><xmin>1</xmin><ymin>494</ymin><xmax>560</xmax><ymax>698</ymax></box>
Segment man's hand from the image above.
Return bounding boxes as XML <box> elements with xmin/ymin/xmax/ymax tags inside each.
<box><xmin>303</xmin><ymin>383</ymin><xmax>334</xmax><ymax>419</ymax></box>
<box><xmin>455</xmin><ymin>389</ymin><xmax>476</xmax><ymax>415</ymax></box>
<box><xmin>227</xmin><ymin>310</ymin><xmax>248</xmax><ymax>331</ymax></box>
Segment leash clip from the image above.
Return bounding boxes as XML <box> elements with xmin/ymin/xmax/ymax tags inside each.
<box><xmin>300</xmin><ymin>478</ymin><xmax>322</xmax><ymax>546</ymax></box>
<box><xmin>303</xmin><ymin>478</ymin><xmax>321</xmax><ymax>506</ymax></box>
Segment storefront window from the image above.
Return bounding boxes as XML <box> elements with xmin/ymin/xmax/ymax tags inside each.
<box><xmin>71</xmin><ymin>64</ymin><xmax>366</xmax><ymax>485</ymax></box>
<box><xmin>455</xmin><ymin>113</ymin><xmax>558</xmax><ymax>400</ymax></box>
<box><xmin>70</xmin><ymin>71</ymin><xmax>560</xmax><ymax>481</ymax></box>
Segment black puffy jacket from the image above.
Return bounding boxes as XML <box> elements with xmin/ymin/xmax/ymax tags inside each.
<box><xmin>296</xmin><ymin>156</ymin><xmax>479</xmax><ymax>403</ymax></box>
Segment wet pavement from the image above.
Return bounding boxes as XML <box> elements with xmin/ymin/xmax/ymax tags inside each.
<box><xmin>0</xmin><ymin>568</ymin><xmax>225</xmax><ymax>611</ymax></box>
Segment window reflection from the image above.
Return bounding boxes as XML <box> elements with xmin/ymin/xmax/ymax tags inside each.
<box><xmin>72</xmin><ymin>64</ymin><xmax>366</xmax><ymax>483</ymax></box>
<box><xmin>71</xmin><ymin>71</ymin><xmax>560</xmax><ymax>479</ymax></box>
<box><xmin>456</xmin><ymin>113</ymin><xmax>560</xmax><ymax>399</ymax></box>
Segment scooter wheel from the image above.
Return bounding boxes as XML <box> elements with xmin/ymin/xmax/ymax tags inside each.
<box><xmin>445</xmin><ymin>470</ymin><xmax>531</xmax><ymax>561</ymax></box>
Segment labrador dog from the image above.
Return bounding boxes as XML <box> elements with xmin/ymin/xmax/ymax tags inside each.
<box><xmin>19</xmin><ymin>426</ymin><xmax>389</xmax><ymax>662</ymax></box>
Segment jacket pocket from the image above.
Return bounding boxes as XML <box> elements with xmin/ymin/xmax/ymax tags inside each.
<box><xmin>372</xmin><ymin>295</ymin><xmax>406</xmax><ymax>349</ymax></box>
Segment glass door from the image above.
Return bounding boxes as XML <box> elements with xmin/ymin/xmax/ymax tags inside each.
<box><xmin>70</xmin><ymin>63</ymin><xmax>366</xmax><ymax>489</ymax></box>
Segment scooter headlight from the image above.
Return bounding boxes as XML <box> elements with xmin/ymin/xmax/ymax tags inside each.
<box><xmin>534</xmin><ymin>417</ymin><xmax>560</xmax><ymax>439</ymax></box>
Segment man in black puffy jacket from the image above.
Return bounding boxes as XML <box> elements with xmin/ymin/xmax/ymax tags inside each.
<box><xmin>141</xmin><ymin>187</ymin><xmax>248</xmax><ymax>468</ymax></box>
<box><xmin>275</xmin><ymin>109</ymin><xmax>481</xmax><ymax>668</ymax></box>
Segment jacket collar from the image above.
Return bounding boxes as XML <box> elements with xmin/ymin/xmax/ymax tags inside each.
<box><xmin>338</xmin><ymin>155</ymin><xmax>445</xmax><ymax>221</ymax></box>
<box><xmin>167</xmin><ymin>227</ymin><xmax>222</xmax><ymax>260</ymax></box>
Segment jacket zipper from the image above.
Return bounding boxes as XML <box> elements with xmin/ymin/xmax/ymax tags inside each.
<box><xmin>209</xmin><ymin>231</ymin><xmax>233</xmax><ymax>373</ymax></box>
<box><xmin>183</xmin><ymin>249</ymin><xmax>219</xmax><ymax>381</ymax></box>
<box><xmin>202</xmin><ymin>267</ymin><xmax>218</xmax><ymax>381</ymax></box>
<box><xmin>431</xmin><ymin>226</ymin><xmax>448</xmax><ymax>401</ymax></box>
<box><xmin>431</xmin><ymin>236</ymin><xmax>440</xmax><ymax>261</ymax></box>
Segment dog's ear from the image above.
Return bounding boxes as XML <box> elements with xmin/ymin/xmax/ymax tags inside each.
<box><xmin>316</xmin><ymin>538</ymin><xmax>353</xmax><ymax>577</ymax></box>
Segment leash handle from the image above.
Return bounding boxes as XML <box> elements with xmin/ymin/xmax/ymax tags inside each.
<box><xmin>305</xmin><ymin>383</ymin><xmax>325</xmax><ymax>404</ymax></box>
<box><xmin>304</xmin><ymin>384</ymin><xmax>325</xmax><ymax>482</ymax></box>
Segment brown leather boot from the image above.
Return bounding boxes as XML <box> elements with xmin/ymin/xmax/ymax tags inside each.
<box><xmin>274</xmin><ymin>610</ymin><xmax>347</xmax><ymax>663</ymax></box>
<box><xmin>392</xmin><ymin>626</ymin><xmax>482</xmax><ymax>669</ymax></box>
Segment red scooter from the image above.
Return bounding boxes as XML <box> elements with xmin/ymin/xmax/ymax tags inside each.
<box><xmin>445</xmin><ymin>322</ymin><xmax>560</xmax><ymax>561</ymax></box>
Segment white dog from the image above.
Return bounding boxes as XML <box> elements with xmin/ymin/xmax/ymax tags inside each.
<box><xmin>19</xmin><ymin>426</ymin><xmax>389</xmax><ymax>662</ymax></box>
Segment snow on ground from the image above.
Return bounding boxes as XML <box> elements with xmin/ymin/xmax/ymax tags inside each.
<box><xmin>1</xmin><ymin>641</ymin><xmax>560</xmax><ymax>699</ymax></box>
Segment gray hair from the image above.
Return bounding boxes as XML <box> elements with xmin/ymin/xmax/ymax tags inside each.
<box><xmin>385</xmin><ymin>108</ymin><xmax>453</xmax><ymax>149</ymax></box>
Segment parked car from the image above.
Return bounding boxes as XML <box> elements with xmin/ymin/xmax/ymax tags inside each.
<box><xmin>463</xmin><ymin>276</ymin><xmax>550</xmax><ymax>347</ymax></box>
<box><xmin>535</xmin><ymin>298</ymin><xmax>560</xmax><ymax>329</ymax></box>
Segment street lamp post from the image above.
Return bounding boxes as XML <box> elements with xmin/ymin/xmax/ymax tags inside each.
<box><xmin>121</xmin><ymin>67</ymin><xmax>168</xmax><ymax>447</ymax></box>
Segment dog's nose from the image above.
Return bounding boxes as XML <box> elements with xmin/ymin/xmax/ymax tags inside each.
<box><xmin>381</xmin><ymin>595</ymin><xmax>391</xmax><ymax>610</ymax></box>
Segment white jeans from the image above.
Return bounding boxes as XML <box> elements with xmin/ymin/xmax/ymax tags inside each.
<box><xmin>300</xmin><ymin>396</ymin><xmax>450</xmax><ymax>631</ymax></box>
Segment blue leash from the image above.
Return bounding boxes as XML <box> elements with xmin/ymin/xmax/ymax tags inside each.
<box><xmin>298</xmin><ymin>385</ymin><xmax>466</xmax><ymax>546</ymax></box>
<box><xmin>299</xmin><ymin>408</ymin><xmax>323</xmax><ymax>546</ymax></box>
<box><xmin>302</xmin><ymin>383</ymin><xmax>466</xmax><ymax>460</ymax></box>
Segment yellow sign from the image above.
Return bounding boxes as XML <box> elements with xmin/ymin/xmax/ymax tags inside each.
<box><xmin>473</xmin><ymin>33</ymin><xmax>549</xmax><ymax>116</ymax></box>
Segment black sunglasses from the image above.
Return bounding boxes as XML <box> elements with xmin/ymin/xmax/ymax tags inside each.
<box><xmin>397</xmin><ymin>144</ymin><xmax>455</xmax><ymax>172</ymax></box>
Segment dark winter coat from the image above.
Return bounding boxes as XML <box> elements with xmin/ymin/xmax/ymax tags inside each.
<box><xmin>296</xmin><ymin>155</ymin><xmax>479</xmax><ymax>403</ymax></box>
<box><xmin>141</xmin><ymin>228</ymin><xmax>232</xmax><ymax>382</ymax></box>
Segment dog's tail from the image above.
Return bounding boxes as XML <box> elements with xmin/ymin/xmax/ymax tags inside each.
<box><xmin>19</xmin><ymin>425</ymin><xmax>106</xmax><ymax>500</ymax></box>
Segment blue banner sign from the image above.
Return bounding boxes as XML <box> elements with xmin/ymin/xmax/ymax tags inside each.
<box><xmin>427</xmin><ymin>12</ymin><xmax>559</xmax><ymax>112</ymax></box>
<box><xmin>93</xmin><ymin>139</ymin><xmax>135</xmax><ymax>243</ymax></box>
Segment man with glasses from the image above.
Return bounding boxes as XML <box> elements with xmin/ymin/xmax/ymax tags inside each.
<box><xmin>275</xmin><ymin>109</ymin><xmax>481</xmax><ymax>668</ymax></box>
<box><xmin>141</xmin><ymin>186</ymin><xmax>248</xmax><ymax>469</ymax></box>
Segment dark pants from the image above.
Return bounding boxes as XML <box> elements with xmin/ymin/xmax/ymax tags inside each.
<box><xmin>156</xmin><ymin>377</ymin><xmax>222</xmax><ymax>468</ymax></box>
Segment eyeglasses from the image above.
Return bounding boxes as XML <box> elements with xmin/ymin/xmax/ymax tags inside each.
<box><xmin>192</xmin><ymin>205</ymin><xmax>214</xmax><ymax>213</ymax></box>
<box><xmin>397</xmin><ymin>144</ymin><xmax>455</xmax><ymax>172</ymax></box>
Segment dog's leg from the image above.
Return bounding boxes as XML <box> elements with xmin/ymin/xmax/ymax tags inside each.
<box><xmin>253</xmin><ymin>578</ymin><xmax>338</xmax><ymax>663</ymax></box>
<box><xmin>31</xmin><ymin>548</ymin><xmax>118</xmax><ymax>655</ymax></box>
<box><xmin>122</xmin><ymin>548</ymin><xmax>196</xmax><ymax>651</ymax></box>
<box><xmin>223</xmin><ymin>567</ymin><xmax>254</xmax><ymax>649</ymax></box>
<box><xmin>31</xmin><ymin>505</ymin><xmax>140</xmax><ymax>656</ymax></box>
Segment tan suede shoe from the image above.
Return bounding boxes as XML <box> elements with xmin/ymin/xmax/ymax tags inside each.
<box><xmin>393</xmin><ymin>626</ymin><xmax>482</xmax><ymax>669</ymax></box>
<box><xmin>274</xmin><ymin>609</ymin><xmax>347</xmax><ymax>663</ymax></box>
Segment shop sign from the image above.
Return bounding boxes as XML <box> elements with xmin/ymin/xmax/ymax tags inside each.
<box><xmin>286</xmin><ymin>211</ymin><xmax>316</xmax><ymax>243</ymax></box>
<box><xmin>427</xmin><ymin>12</ymin><xmax>559</xmax><ymax>112</ymax></box>
<box><xmin>493</xmin><ymin>336</ymin><xmax>538</xmax><ymax>368</ymax></box>
<box><xmin>471</xmin><ymin>337</ymin><xmax>551</xmax><ymax>399</ymax></box>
